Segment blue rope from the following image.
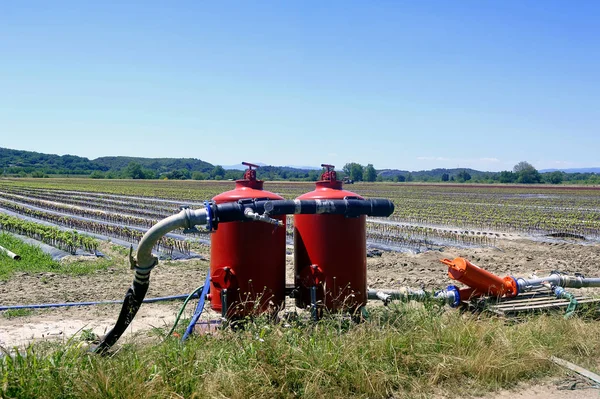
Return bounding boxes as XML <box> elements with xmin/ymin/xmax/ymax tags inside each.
<box><xmin>182</xmin><ymin>270</ymin><xmax>211</xmax><ymax>341</ymax></box>
<box><xmin>0</xmin><ymin>294</ymin><xmax>197</xmax><ymax>311</ymax></box>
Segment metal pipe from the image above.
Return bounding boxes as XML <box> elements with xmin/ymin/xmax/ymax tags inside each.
<box><xmin>0</xmin><ymin>245</ymin><xmax>20</xmax><ymax>260</ymax></box>
<box><xmin>517</xmin><ymin>274</ymin><xmax>600</xmax><ymax>293</ymax></box>
<box><xmin>367</xmin><ymin>286</ymin><xmax>461</xmax><ymax>307</ymax></box>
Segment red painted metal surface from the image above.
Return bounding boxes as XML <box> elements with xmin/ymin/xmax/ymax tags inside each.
<box><xmin>294</xmin><ymin>165</ymin><xmax>366</xmax><ymax>311</ymax></box>
<box><xmin>209</xmin><ymin>164</ymin><xmax>286</xmax><ymax>316</ymax></box>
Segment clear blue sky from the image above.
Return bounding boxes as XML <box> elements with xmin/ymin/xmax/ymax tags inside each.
<box><xmin>1</xmin><ymin>1</ymin><xmax>598</xmax><ymax>172</ymax></box>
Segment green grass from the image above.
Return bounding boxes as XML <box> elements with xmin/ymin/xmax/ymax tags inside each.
<box><xmin>0</xmin><ymin>232</ymin><xmax>112</xmax><ymax>280</ymax></box>
<box><xmin>2</xmin><ymin>308</ymin><xmax>33</xmax><ymax>319</ymax></box>
<box><xmin>2</xmin><ymin>304</ymin><xmax>600</xmax><ymax>398</ymax></box>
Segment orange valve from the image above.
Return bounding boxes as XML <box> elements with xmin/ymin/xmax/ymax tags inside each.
<box><xmin>440</xmin><ymin>257</ymin><xmax>518</xmax><ymax>298</ymax></box>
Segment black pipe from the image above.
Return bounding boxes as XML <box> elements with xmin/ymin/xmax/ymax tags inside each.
<box><xmin>212</xmin><ymin>198</ymin><xmax>394</xmax><ymax>226</ymax></box>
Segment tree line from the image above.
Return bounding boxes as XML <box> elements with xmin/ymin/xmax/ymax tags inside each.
<box><xmin>2</xmin><ymin>145</ymin><xmax>599</xmax><ymax>185</ymax></box>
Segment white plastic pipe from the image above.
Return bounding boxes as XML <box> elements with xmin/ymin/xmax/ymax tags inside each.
<box><xmin>0</xmin><ymin>245</ymin><xmax>20</xmax><ymax>260</ymax></box>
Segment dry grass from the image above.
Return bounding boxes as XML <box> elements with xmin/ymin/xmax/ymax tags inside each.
<box><xmin>2</xmin><ymin>303</ymin><xmax>600</xmax><ymax>398</ymax></box>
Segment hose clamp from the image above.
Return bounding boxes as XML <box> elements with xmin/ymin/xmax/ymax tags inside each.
<box><xmin>204</xmin><ymin>201</ymin><xmax>215</xmax><ymax>232</ymax></box>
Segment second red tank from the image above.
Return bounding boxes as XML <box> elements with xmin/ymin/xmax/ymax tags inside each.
<box><xmin>294</xmin><ymin>164</ymin><xmax>367</xmax><ymax>313</ymax></box>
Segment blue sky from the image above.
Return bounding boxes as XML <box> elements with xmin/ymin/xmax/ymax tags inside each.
<box><xmin>1</xmin><ymin>1</ymin><xmax>598</xmax><ymax>172</ymax></box>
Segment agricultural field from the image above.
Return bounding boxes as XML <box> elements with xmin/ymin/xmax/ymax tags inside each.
<box><xmin>1</xmin><ymin>178</ymin><xmax>600</xmax><ymax>398</ymax></box>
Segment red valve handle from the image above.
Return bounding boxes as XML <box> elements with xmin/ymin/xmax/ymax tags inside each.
<box><xmin>300</xmin><ymin>264</ymin><xmax>326</xmax><ymax>287</ymax></box>
<box><xmin>211</xmin><ymin>267</ymin><xmax>238</xmax><ymax>290</ymax></box>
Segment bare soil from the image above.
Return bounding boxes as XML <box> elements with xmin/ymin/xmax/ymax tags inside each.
<box><xmin>1</xmin><ymin>238</ymin><xmax>599</xmax><ymax>398</ymax></box>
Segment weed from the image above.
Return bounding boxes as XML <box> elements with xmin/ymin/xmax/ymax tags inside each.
<box><xmin>2</xmin><ymin>308</ymin><xmax>34</xmax><ymax>319</ymax></box>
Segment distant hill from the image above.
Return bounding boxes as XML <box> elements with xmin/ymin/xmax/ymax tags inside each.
<box><xmin>0</xmin><ymin>147</ymin><xmax>105</xmax><ymax>174</ymax></box>
<box><xmin>540</xmin><ymin>168</ymin><xmax>600</xmax><ymax>174</ymax></box>
<box><xmin>2</xmin><ymin>146</ymin><xmax>599</xmax><ymax>183</ymax></box>
<box><xmin>378</xmin><ymin>167</ymin><xmax>491</xmax><ymax>180</ymax></box>
<box><xmin>93</xmin><ymin>156</ymin><xmax>213</xmax><ymax>174</ymax></box>
<box><xmin>0</xmin><ymin>147</ymin><xmax>214</xmax><ymax>176</ymax></box>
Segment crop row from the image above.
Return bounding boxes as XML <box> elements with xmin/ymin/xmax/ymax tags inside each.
<box><xmin>0</xmin><ymin>187</ymin><xmax>175</xmax><ymax>220</ymax></box>
<box><xmin>0</xmin><ymin>213</ymin><xmax>99</xmax><ymax>254</ymax></box>
<box><xmin>0</xmin><ymin>192</ymin><xmax>158</xmax><ymax>228</ymax></box>
<box><xmin>0</xmin><ymin>201</ymin><xmax>191</xmax><ymax>256</ymax></box>
<box><xmin>2</xmin><ymin>178</ymin><xmax>600</xmax><ymax>243</ymax></box>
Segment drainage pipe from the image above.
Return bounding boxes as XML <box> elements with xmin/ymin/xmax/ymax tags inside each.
<box><xmin>0</xmin><ymin>245</ymin><xmax>20</xmax><ymax>261</ymax></box>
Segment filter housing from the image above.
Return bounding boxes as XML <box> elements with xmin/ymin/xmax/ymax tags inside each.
<box><xmin>209</xmin><ymin>163</ymin><xmax>286</xmax><ymax>316</ymax></box>
<box><xmin>294</xmin><ymin>164</ymin><xmax>366</xmax><ymax>312</ymax></box>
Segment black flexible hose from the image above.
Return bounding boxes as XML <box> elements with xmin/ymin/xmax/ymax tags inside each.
<box><xmin>93</xmin><ymin>280</ymin><xmax>149</xmax><ymax>354</ymax></box>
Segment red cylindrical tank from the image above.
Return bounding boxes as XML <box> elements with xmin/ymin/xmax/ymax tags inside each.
<box><xmin>294</xmin><ymin>164</ymin><xmax>366</xmax><ymax>312</ymax></box>
<box><xmin>209</xmin><ymin>162</ymin><xmax>286</xmax><ymax>317</ymax></box>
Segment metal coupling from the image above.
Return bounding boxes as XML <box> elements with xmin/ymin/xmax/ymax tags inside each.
<box><xmin>243</xmin><ymin>208</ymin><xmax>282</xmax><ymax>226</ymax></box>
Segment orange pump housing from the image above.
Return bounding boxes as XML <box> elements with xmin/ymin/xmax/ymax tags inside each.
<box><xmin>441</xmin><ymin>257</ymin><xmax>518</xmax><ymax>299</ymax></box>
<box><xmin>209</xmin><ymin>164</ymin><xmax>286</xmax><ymax>316</ymax></box>
<box><xmin>294</xmin><ymin>165</ymin><xmax>367</xmax><ymax>311</ymax></box>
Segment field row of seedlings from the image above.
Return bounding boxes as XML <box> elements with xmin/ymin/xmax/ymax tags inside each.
<box><xmin>0</xmin><ymin>192</ymin><xmax>158</xmax><ymax>228</ymax></box>
<box><xmin>0</xmin><ymin>200</ymin><xmax>192</xmax><ymax>257</ymax></box>
<box><xmin>0</xmin><ymin>183</ymin><xmax>492</xmax><ymax>253</ymax></box>
<box><xmin>0</xmin><ymin>178</ymin><xmax>228</xmax><ymax>201</ymax></box>
<box><xmin>366</xmin><ymin>221</ymin><xmax>498</xmax><ymax>249</ymax></box>
<box><xmin>2</xmin><ymin>179</ymin><xmax>599</xmax><ymax>248</ymax></box>
<box><xmin>0</xmin><ymin>187</ymin><xmax>175</xmax><ymax>220</ymax></box>
<box><xmin>387</xmin><ymin>199</ymin><xmax>600</xmax><ymax>239</ymax></box>
<box><xmin>0</xmin><ymin>213</ymin><xmax>99</xmax><ymax>254</ymax></box>
<box><xmin>0</xmin><ymin>185</ymin><xmax>189</xmax><ymax>212</ymax></box>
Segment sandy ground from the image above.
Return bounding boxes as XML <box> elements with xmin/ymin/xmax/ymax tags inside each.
<box><xmin>1</xmin><ymin>238</ymin><xmax>599</xmax><ymax>398</ymax></box>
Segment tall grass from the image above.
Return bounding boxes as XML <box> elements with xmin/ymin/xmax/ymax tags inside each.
<box><xmin>2</xmin><ymin>304</ymin><xmax>599</xmax><ymax>398</ymax></box>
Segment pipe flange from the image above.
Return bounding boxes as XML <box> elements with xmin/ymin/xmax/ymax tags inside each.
<box><xmin>204</xmin><ymin>201</ymin><xmax>215</xmax><ymax>232</ymax></box>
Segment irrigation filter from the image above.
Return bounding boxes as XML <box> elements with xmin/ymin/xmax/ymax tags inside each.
<box><xmin>7</xmin><ymin>163</ymin><xmax>597</xmax><ymax>353</ymax></box>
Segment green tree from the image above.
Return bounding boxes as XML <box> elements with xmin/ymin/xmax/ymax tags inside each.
<box><xmin>363</xmin><ymin>164</ymin><xmax>377</xmax><ymax>182</ymax></box>
<box><xmin>498</xmin><ymin>171</ymin><xmax>517</xmax><ymax>183</ymax></box>
<box><xmin>192</xmin><ymin>171</ymin><xmax>208</xmax><ymax>180</ymax></box>
<box><xmin>165</xmin><ymin>169</ymin><xmax>190</xmax><ymax>180</ymax></box>
<box><xmin>124</xmin><ymin>162</ymin><xmax>145</xmax><ymax>179</ymax></box>
<box><xmin>456</xmin><ymin>170</ymin><xmax>471</xmax><ymax>182</ymax></box>
<box><xmin>441</xmin><ymin>173</ymin><xmax>449</xmax><ymax>182</ymax></box>
<box><xmin>210</xmin><ymin>165</ymin><xmax>226</xmax><ymax>180</ymax></box>
<box><xmin>513</xmin><ymin>161</ymin><xmax>541</xmax><ymax>184</ymax></box>
<box><xmin>544</xmin><ymin>171</ymin><xmax>564</xmax><ymax>184</ymax></box>
<box><xmin>90</xmin><ymin>171</ymin><xmax>105</xmax><ymax>179</ymax></box>
<box><xmin>343</xmin><ymin>163</ymin><xmax>364</xmax><ymax>182</ymax></box>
